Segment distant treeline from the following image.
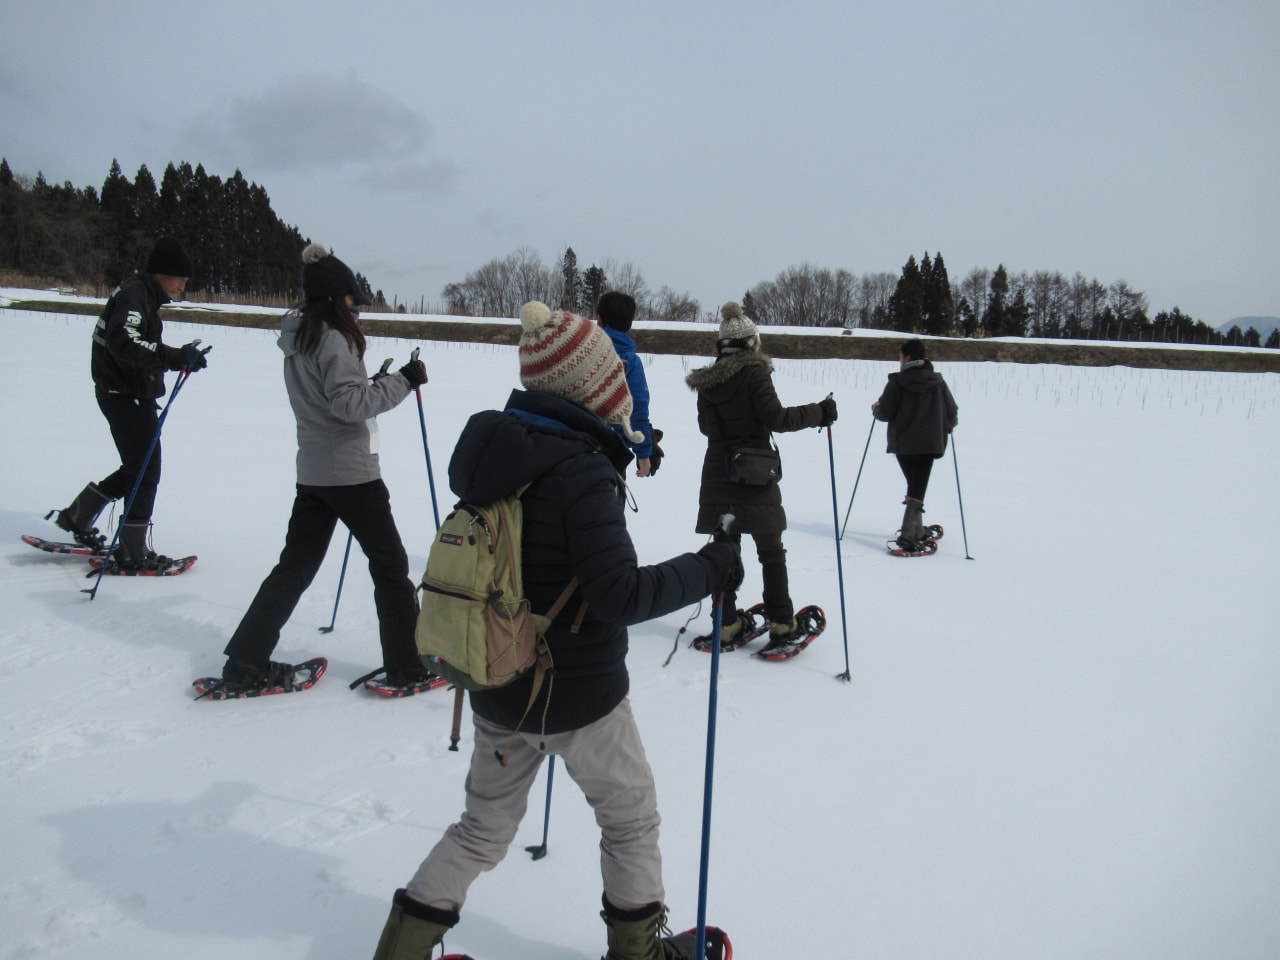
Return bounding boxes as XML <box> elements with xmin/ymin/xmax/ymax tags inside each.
<box><xmin>0</xmin><ymin>157</ymin><xmax>380</xmax><ymax>303</ymax></box>
<box><xmin>445</xmin><ymin>246</ymin><xmax>1277</xmax><ymax>348</ymax></box>
<box><xmin>2</xmin><ymin>156</ymin><xmax>1273</xmax><ymax>347</ymax></box>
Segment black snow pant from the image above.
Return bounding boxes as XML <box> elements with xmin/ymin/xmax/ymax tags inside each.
<box><xmin>223</xmin><ymin>479</ymin><xmax>420</xmax><ymax>674</ymax></box>
<box><xmin>722</xmin><ymin>529</ymin><xmax>793</xmax><ymax>625</ymax></box>
<box><xmin>96</xmin><ymin>395</ymin><xmax>161</xmax><ymax>522</ymax></box>
<box><xmin>896</xmin><ymin>454</ymin><xmax>937</xmax><ymax>501</ymax></box>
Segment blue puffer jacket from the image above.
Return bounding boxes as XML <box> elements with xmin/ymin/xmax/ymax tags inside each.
<box><xmin>601</xmin><ymin>325</ymin><xmax>653</xmax><ymax>459</ymax></box>
<box><xmin>452</xmin><ymin>389</ymin><xmax>718</xmax><ymax>734</ymax></box>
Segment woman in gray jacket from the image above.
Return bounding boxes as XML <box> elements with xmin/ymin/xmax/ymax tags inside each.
<box><xmin>213</xmin><ymin>244</ymin><xmax>434</xmax><ymax>696</ymax></box>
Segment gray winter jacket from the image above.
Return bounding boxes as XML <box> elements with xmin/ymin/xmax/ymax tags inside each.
<box><xmin>278</xmin><ymin>309</ymin><xmax>413</xmax><ymax>486</ymax></box>
<box><xmin>873</xmin><ymin>361</ymin><xmax>959</xmax><ymax>457</ymax></box>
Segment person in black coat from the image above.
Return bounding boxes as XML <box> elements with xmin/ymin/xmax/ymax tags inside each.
<box><xmin>872</xmin><ymin>338</ymin><xmax>958</xmax><ymax>551</ymax></box>
<box><xmin>370</xmin><ymin>302</ymin><xmax>741</xmax><ymax>960</ymax></box>
<box><xmin>48</xmin><ymin>237</ymin><xmax>209</xmax><ymax>569</ymax></box>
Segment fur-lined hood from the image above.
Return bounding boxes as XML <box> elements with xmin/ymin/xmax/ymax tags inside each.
<box><xmin>685</xmin><ymin>351</ymin><xmax>774</xmax><ymax>392</ymax></box>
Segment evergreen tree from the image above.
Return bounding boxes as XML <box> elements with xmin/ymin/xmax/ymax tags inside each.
<box><xmin>982</xmin><ymin>265</ymin><xmax>1009</xmax><ymax>336</ymax></box>
<box><xmin>887</xmin><ymin>254</ymin><xmax>924</xmax><ymax>332</ymax></box>
<box><xmin>1265</xmin><ymin>328</ymin><xmax>1279</xmax><ymax>349</ymax></box>
<box><xmin>920</xmin><ymin>251</ymin><xmax>953</xmax><ymax>335</ymax></box>
<box><xmin>559</xmin><ymin>247</ymin><xmax>580</xmax><ymax>312</ymax></box>
<box><xmin>582</xmin><ymin>264</ymin><xmax>607</xmax><ymax>315</ymax></box>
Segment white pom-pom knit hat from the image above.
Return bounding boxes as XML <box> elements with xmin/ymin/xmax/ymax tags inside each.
<box><xmin>518</xmin><ymin>300</ymin><xmax>643</xmax><ymax>443</ymax></box>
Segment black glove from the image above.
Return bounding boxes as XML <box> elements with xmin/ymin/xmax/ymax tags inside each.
<box><xmin>818</xmin><ymin>395</ymin><xmax>838</xmax><ymax>427</ymax></box>
<box><xmin>370</xmin><ymin>357</ymin><xmax>394</xmax><ymax>383</ymax></box>
<box><xmin>649</xmin><ymin>428</ymin><xmax>664</xmax><ymax>475</ymax></box>
<box><xmin>697</xmin><ymin>539</ymin><xmax>744</xmax><ymax>595</ymax></box>
<box><xmin>399</xmin><ymin>360</ymin><xmax>428</xmax><ymax>388</ymax></box>
<box><xmin>180</xmin><ymin>340</ymin><xmax>210</xmax><ymax>371</ymax></box>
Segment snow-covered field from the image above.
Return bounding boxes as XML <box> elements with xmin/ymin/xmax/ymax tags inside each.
<box><xmin>2</xmin><ymin>298</ymin><xmax>1278</xmax><ymax>959</ymax></box>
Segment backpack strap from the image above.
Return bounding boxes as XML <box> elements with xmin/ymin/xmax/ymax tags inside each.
<box><xmin>497</xmin><ymin>576</ymin><xmax>582</xmax><ymax>766</ymax></box>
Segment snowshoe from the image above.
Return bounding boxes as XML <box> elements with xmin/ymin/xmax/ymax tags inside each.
<box><xmin>357</xmin><ymin>667</ymin><xmax>449</xmax><ymax>697</ymax></box>
<box><xmin>887</xmin><ymin>536</ymin><xmax>939</xmax><ymax>558</ymax></box>
<box><xmin>21</xmin><ymin>534</ymin><xmax>109</xmax><ymax>557</ymax></box>
<box><xmin>662</xmin><ymin>925</ymin><xmax>733</xmax><ymax>959</ymax></box>
<box><xmin>757</xmin><ymin>605</ymin><xmax>825</xmax><ymax>661</ymax></box>
<box><xmin>692</xmin><ymin>603</ymin><xmax>767</xmax><ymax>653</ymax></box>
<box><xmin>88</xmin><ymin>553</ymin><xmax>197</xmax><ymax>576</ymax></box>
<box><xmin>193</xmin><ymin>658</ymin><xmax>328</xmax><ymax>699</ymax></box>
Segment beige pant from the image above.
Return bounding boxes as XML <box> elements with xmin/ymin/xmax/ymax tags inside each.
<box><xmin>406</xmin><ymin>697</ymin><xmax>664</xmax><ymax>913</ymax></box>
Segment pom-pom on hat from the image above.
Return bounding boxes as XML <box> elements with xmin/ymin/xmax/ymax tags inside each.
<box><xmin>716</xmin><ymin>300</ymin><xmax>760</xmax><ymax>354</ymax></box>
<box><xmin>146</xmin><ymin>236</ymin><xmax>194</xmax><ymax>278</ymax></box>
<box><xmin>518</xmin><ymin>300</ymin><xmax>643</xmax><ymax>443</ymax></box>
<box><xmin>301</xmin><ymin>243</ymin><xmax>373</xmax><ymax>306</ymax></box>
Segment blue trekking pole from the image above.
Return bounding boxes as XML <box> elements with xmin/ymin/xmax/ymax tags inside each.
<box><xmin>838</xmin><ymin>417</ymin><xmax>876</xmax><ymax>541</ymax></box>
<box><xmin>321</xmin><ymin>356</ymin><xmax>393</xmax><ymax>633</ymax></box>
<box><xmin>696</xmin><ymin>512</ymin><xmax>734</xmax><ymax>960</ymax></box>
<box><xmin>83</xmin><ymin>347</ymin><xmax>207</xmax><ymax>600</ymax></box>
<box><xmin>318</xmin><ymin>531</ymin><xmax>354</xmax><ymax>633</ymax></box>
<box><xmin>410</xmin><ymin>347</ymin><xmax>441</xmax><ymax>531</ymax></box>
<box><xmin>826</xmin><ymin>426</ymin><xmax>853</xmax><ymax>682</ymax></box>
<box><xmin>951</xmin><ymin>434</ymin><xmax>974</xmax><ymax>560</ymax></box>
<box><xmin>524</xmin><ymin>756</ymin><xmax>556</xmax><ymax>861</ymax></box>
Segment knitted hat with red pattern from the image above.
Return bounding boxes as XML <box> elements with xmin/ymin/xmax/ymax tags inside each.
<box><xmin>518</xmin><ymin>300</ymin><xmax>642</xmax><ymax>443</ymax></box>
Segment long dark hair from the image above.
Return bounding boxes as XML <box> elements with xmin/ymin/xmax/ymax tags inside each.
<box><xmin>295</xmin><ymin>297</ymin><xmax>366</xmax><ymax>359</ymax></box>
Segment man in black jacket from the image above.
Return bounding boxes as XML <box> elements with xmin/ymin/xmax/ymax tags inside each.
<box><xmin>49</xmin><ymin>236</ymin><xmax>209</xmax><ymax>568</ymax></box>
<box><xmin>370</xmin><ymin>302</ymin><xmax>741</xmax><ymax>960</ymax></box>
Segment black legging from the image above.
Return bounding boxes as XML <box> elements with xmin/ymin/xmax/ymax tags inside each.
<box><xmin>97</xmin><ymin>395</ymin><xmax>162</xmax><ymax>522</ymax></box>
<box><xmin>223</xmin><ymin>479</ymin><xmax>420</xmax><ymax>673</ymax></box>
<box><xmin>896</xmin><ymin>454</ymin><xmax>936</xmax><ymax>501</ymax></box>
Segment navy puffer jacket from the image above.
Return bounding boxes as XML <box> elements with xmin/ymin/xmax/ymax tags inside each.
<box><xmin>453</xmin><ymin>389</ymin><xmax>721</xmax><ymax>734</ymax></box>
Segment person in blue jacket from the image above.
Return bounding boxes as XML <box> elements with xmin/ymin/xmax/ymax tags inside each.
<box><xmin>596</xmin><ymin>291</ymin><xmax>660</xmax><ymax>477</ymax></box>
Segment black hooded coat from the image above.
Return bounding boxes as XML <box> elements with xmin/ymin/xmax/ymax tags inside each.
<box><xmin>872</xmin><ymin>362</ymin><xmax>959</xmax><ymax>456</ymax></box>
<box><xmin>449</xmin><ymin>389</ymin><xmax>720</xmax><ymax>734</ymax></box>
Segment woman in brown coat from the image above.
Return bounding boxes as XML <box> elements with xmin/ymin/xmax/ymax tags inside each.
<box><xmin>685</xmin><ymin>302</ymin><xmax>837</xmax><ymax>653</ymax></box>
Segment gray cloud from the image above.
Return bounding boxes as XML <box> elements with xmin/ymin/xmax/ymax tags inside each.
<box><xmin>187</xmin><ymin>71</ymin><xmax>446</xmax><ymax>178</ymax></box>
<box><xmin>359</xmin><ymin>158</ymin><xmax>461</xmax><ymax>196</ymax></box>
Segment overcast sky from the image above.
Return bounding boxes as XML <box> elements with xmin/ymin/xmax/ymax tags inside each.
<box><xmin>3</xmin><ymin>0</ymin><xmax>1277</xmax><ymax>325</ymax></box>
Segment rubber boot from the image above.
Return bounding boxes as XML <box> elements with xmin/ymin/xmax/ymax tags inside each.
<box><xmin>371</xmin><ymin>889</ymin><xmax>458</xmax><ymax>960</ymax></box>
<box><xmin>51</xmin><ymin>482</ymin><xmax>112</xmax><ymax>549</ymax></box>
<box><xmin>114</xmin><ymin>520</ymin><xmax>171</xmax><ymax>570</ymax></box>
<box><xmin>601</xmin><ymin>897</ymin><xmax>667</xmax><ymax>960</ymax></box>
<box><xmin>760</xmin><ymin>561</ymin><xmax>794</xmax><ymax>628</ymax></box>
<box><xmin>897</xmin><ymin>497</ymin><xmax>926</xmax><ymax>548</ymax></box>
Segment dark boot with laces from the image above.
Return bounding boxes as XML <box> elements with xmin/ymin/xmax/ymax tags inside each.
<box><xmin>49</xmin><ymin>482</ymin><xmax>112</xmax><ymax>550</ymax></box>
<box><xmin>113</xmin><ymin>519</ymin><xmax>175</xmax><ymax>571</ymax></box>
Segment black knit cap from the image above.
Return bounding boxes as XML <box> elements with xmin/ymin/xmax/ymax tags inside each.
<box><xmin>301</xmin><ymin>243</ymin><xmax>373</xmax><ymax>306</ymax></box>
<box><xmin>146</xmin><ymin>236</ymin><xmax>194</xmax><ymax>278</ymax></box>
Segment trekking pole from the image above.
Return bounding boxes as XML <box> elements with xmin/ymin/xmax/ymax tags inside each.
<box><xmin>410</xmin><ymin>347</ymin><xmax>441</xmax><ymax>531</ymax></box>
<box><xmin>951</xmin><ymin>434</ymin><xmax>974</xmax><ymax>560</ymax></box>
<box><xmin>826</xmin><ymin>426</ymin><xmax>853</xmax><ymax>682</ymax></box>
<box><xmin>524</xmin><ymin>756</ymin><xmax>556</xmax><ymax>861</ymax></box>
<box><xmin>318</xmin><ymin>530</ymin><xmax>354</xmax><ymax>633</ymax></box>
<box><xmin>83</xmin><ymin>346</ymin><xmax>208</xmax><ymax>600</ymax></box>
<box><xmin>320</xmin><ymin>358</ymin><xmax>395</xmax><ymax>632</ymax></box>
<box><xmin>696</xmin><ymin>512</ymin><xmax>734</xmax><ymax>960</ymax></box>
<box><xmin>838</xmin><ymin>417</ymin><xmax>876</xmax><ymax>541</ymax></box>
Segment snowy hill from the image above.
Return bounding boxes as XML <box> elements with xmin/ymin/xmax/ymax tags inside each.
<box><xmin>2</xmin><ymin>301</ymin><xmax>1279</xmax><ymax>959</ymax></box>
<box><xmin>1220</xmin><ymin>316</ymin><xmax>1279</xmax><ymax>340</ymax></box>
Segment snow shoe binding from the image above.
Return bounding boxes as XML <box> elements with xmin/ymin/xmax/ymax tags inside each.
<box><xmin>193</xmin><ymin>658</ymin><xmax>328</xmax><ymax>699</ymax></box>
<box><xmin>692</xmin><ymin>603</ymin><xmax>767</xmax><ymax>653</ymax></box>
<box><xmin>887</xmin><ymin>497</ymin><xmax>941</xmax><ymax>556</ymax></box>
<box><xmin>756</xmin><ymin>605</ymin><xmax>825</xmax><ymax>661</ymax></box>
<box><xmin>90</xmin><ymin>520</ymin><xmax>197</xmax><ymax>575</ymax></box>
